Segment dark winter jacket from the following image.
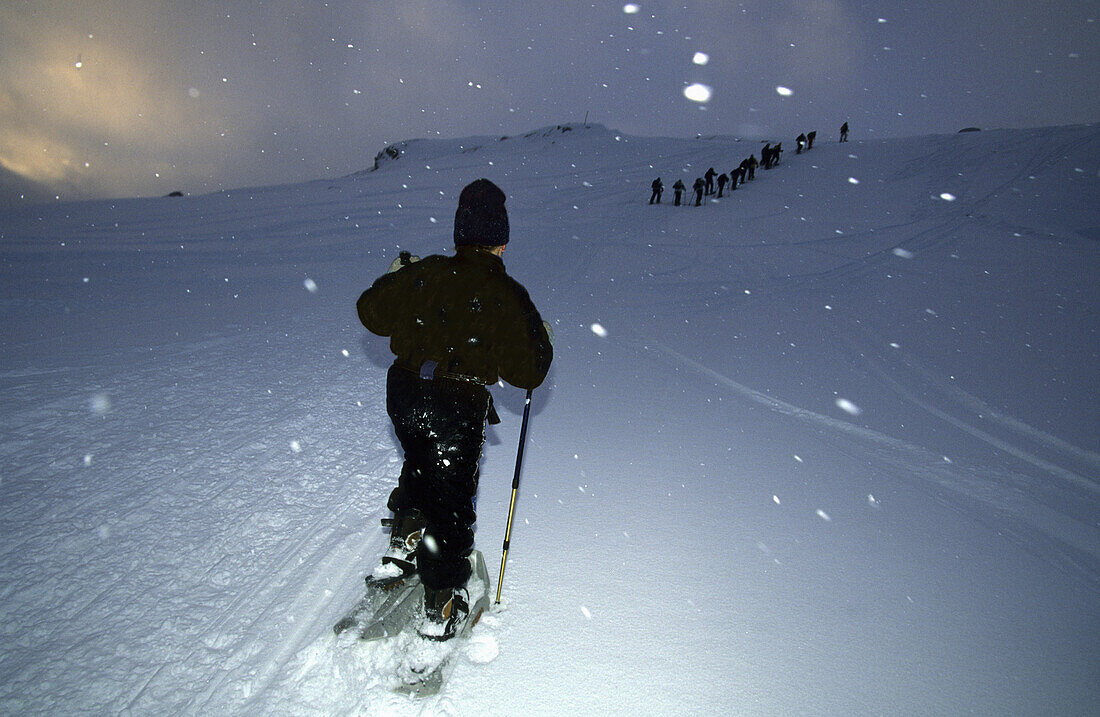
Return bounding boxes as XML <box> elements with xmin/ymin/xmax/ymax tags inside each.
<box><xmin>357</xmin><ymin>246</ymin><xmax>552</xmax><ymax>390</ymax></box>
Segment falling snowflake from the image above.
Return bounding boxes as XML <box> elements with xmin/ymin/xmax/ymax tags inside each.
<box><xmin>683</xmin><ymin>83</ymin><xmax>712</xmax><ymax>103</ymax></box>
<box><xmin>90</xmin><ymin>393</ymin><xmax>111</xmax><ymax>415</ymax></box>
<box><xmin>835</xmin><ymin>398</ymin><xmax>862</xmax><ymax>415</ymax></box>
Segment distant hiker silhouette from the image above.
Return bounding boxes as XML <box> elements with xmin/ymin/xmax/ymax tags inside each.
<box><xmin>650</xmin><ymin>177</ymin><xmax>663</xmax><ymax>204</ymax></box>
<box><xmin>840</xmin><ymin>122</ymin><xmax>849</xmax><ymax>142</ymax></box>
<box><xmin>796</xmin><ymin>133</ymin><xmax>806</xmax><ymax>154</ymax></box>
<box><xmin>763</xmin><ymin>143</ymin><xmax>783</xmax><ymax>169</ymax></box>
<box><xmin>693</xmin><ymin>177</ymin><xmax>705</xmax><ymax>206</ymax></box>
<box><xmin>745</xmin><ymin>155</ymin><xmax>757</xmax><ymax>181</ymax></box>
<box><xmin>672</xmin><ymin>179</ymin><xmax>685</xmax><ymax>206</ymax></box>
<box><xmin>807</xmin><ymin>130</ymin><xmax>816</xmax><ymax>149</ymax></box>
<box><xmin>704</xmin><ymin>168</ymin><xmax>716</xmax><ymax>196</ymax></box>
<box><xmin>717</xmin><ymin>173</ymin><xmax>729</xmax><ymax>197</ymax></box>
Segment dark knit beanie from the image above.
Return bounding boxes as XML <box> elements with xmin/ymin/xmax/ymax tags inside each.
<box><xmin>454</xmin><ymin>178</ymin><xmax>509</xmax><ymax>247</ymax></box>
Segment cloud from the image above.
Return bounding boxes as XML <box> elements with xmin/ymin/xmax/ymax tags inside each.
<box><xmin>0</xmin><ymin>1</ymin><xmax>508</xmax><ymax>201</ymax></box>
<box><xmin>0</xmin><ymin>3</ymin><xmax>230</xmax><ymax>199</ymax></box>
<box><xmin>0</xmin><ymin>163</ymin><xmax>55</xmax><ymax>208</ymax></box>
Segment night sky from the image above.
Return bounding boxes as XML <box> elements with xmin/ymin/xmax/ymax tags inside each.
<box><xmin>1</xmin><ymin>1</ymin><xmax>1096</xmax><ymax>205</ymax></box>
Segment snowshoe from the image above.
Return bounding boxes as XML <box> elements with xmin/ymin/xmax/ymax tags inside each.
<box><xmin>333</xmin><ymin>571</ymin><xmax>424</xmax><ymax>641</ymax></box>
<box><xmin>395</xmin><ymin>549</ymin><xmax>491</xmax><ymax>697</ymax></box>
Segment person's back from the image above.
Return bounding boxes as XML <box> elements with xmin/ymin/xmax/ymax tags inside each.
<box><xmin>358</xmin><ymin>246</ymin><xmax>549</xmax><ymax>389</ymax></box>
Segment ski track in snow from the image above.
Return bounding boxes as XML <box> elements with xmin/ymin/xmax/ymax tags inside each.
<box><xmin>652</xmin><ymin>341</ymin><xmax>1100</xmax><ymax>589</ymax></box>
<box><xmin>1</xmin><ymin>316</ymin><xmax>398</xmax><ymax>713</ymax></box>
<box><xmin>2</xmin><ymin>123</ymin><xmax>1098</xmax><ymax>715</ymax></box>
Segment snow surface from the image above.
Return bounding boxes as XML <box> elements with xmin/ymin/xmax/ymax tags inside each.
<box><xmin>1</xmin><ymin>123</ymin><xmax>1098</xmax><ymax>715</ymax></box>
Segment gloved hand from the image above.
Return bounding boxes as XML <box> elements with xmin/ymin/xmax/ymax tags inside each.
<box><xmin>387</xmin><ymin>250</ymin><xmax>420</xmax><ymax>273</ymax></box>
<box><xmin>542</xmin><ymin>321</ymin><xmax>554</xmax><ymax>346</ymax></box>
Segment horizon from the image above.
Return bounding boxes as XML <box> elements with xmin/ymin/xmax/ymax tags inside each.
<box><xmin>4</xmin><ymin>119</ymin><xmax>1096</xmax><ymax>209</ymax></box>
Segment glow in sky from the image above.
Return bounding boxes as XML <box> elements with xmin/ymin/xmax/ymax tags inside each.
<box><xmin>1</xmin><ymin>1</ymin><xmax>1096</xmax><ymax>205</ymax></box>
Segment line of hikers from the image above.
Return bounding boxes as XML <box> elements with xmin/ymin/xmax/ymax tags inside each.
<box><xmin>649</xmin><ymin>122</ymin><xmax>849</xmax><ymax>206</ymax></box>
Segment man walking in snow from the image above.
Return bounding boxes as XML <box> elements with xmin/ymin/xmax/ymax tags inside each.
<box><xmin>649</xmin><ymin>177</ymin><xmax>663</xmax><ymax>204</ymax></box>
<box><xmin>357</xmin><ymin>178</ymin><xmax>553</xmax><ymax>641</ymax></box>
<box><xmin>693</xmin><ymin>177</ymin><xmax>705</xmax><ymax>206</ymax></box>
<box><xmin>840</xmin><ymin>122</ymin><xmax>849</xmax><ymax>142</ymax></box>
<box><xmin>672</xmin><ymin>178</ymin><xmax>686</xmax><ymax>206</ymax></box>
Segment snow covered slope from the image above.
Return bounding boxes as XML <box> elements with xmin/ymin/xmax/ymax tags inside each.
<box><xmin>1</xmin><ymin>123</ymin><xmax>1098</xmax><ymax>715</ymax></box>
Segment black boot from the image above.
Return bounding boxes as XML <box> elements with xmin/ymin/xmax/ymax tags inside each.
<box><xmin>418</xmin><ymin>585</ymin><xmax>470</xmax><ymax>642</ymax></box>
<box><xmin>376</xmin><ymin>510</ymin><xmax>424</xmax><ymax>579</ymax></box>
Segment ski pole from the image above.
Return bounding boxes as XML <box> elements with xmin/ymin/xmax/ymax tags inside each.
<box><xmin>496</xmin><ymin>388</ymin><xmax>533</xmax><ymax>604</ymax></box>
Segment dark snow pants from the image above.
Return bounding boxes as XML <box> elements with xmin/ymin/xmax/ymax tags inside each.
<box><xmin>385</xmin><ymin>363</ymin><xmax>490</xmax><ymax>591</ymax></box>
